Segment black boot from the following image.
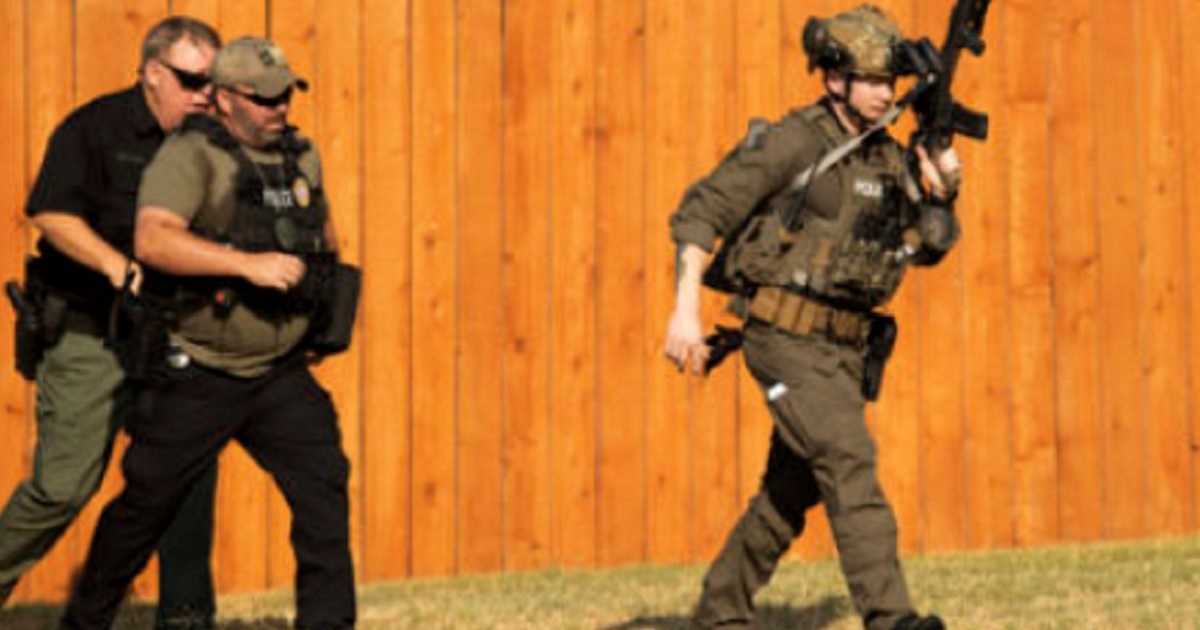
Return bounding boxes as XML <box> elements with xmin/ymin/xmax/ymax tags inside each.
<box><xmin>892</xmin><ymin>613</ymin><xmax>945</xmax><ymax>630</ymax></box>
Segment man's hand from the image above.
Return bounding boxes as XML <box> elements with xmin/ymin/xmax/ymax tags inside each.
<box><xmin>104</xmin><ymin>257</ymin><xmax>144</xmax><ymax>295</ymax></box>
<box><xmin>240</xmin><ymin>252</ymin><xmax>306</xmax><ymax>292</ymax></box>
<box><xmin>664</xmin><ymin>308</ymin><xmax>710</xmax><ymax>375</ymax></box>
<box><xmin>664</xmin><ymin>243</ymin><xmax>713</xmax><ymax>375</ymax></box>
<box><xmin>916</xmin><ymin>144</ymin><xmax>962</xmax><ymax>201</ymax></box>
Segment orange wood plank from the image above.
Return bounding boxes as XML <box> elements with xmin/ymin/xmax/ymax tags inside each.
<box><xmin>549</xmin><ymin>0</ymin><xmax>599</xmax><ymax>570</ymax></box>
<box><xmin>732</xmin><ymin>0</ymin><xmax>781</xmax><ymax>524</ymax></box>
<box><xmin>1136</xmin><ymin>0</ymin><xmax>1190</xmax><ymax>537</ymax></box>
<box><xmin>867</xmin><ymin>0</ymin><xmax>922</xmax><ymax>557</ymax></box>
<box><xmin>312</xmin><ymin>0</ymin><xmax>365</xmax><ymax>580</ymax></box>
<box><xmin>595</xmin><ymin>0</ymin><xmax>648</xmax><ymax>567</ymax></box>
<box><xmin>455</xmin><ymin>0</ymin><xmax>505</xmax><ymax>575</ymax></box>
<box><xmin>360</xmin><ymin>0</ymin><xmax>413</xmax><ymax>582</ymax></box>
<box><xmin>12</xmin><ymin>0</ymin><xmax>76</xmax><ymax>605</ymax></box>
<box><xmin>1005</xmin><ymin>0</ymin><xmax>1058</xmax><ymax>548</ymax></box>
<box><xmin>1048</xmin><ymin>0</ymin><xmax>1103</xmax><ymax>544</ymax></box>
<box><xmin>1183</xmin><ymin>0</ymin><xmax>1200</xmax><ymax>535</ymax></box>
<box><xmin>169</xmin><ymin>0</ymin><xmax>219</xmax><ymax>24</ymax></box>
<box><xmin>214</xmin><ymin>0</ymin><xmax>266</xmax><ymax>38</ymax></box>
<box><xmin>1093</xmin><ymin>0</ymin><xmax>1146</xmax><ymax>541</ymax></box>
<box><xmin>0</xmin><ymin>0</ymin><xmax>33</xmax><ymax>604</ymax></box>
<box><xmin>644</xmin><ymin>0</ymin><xmax>694</xmax><ymax>565</ymax></box>
<box><xmin>410</xmin><ymin>0</ymin><xmax>459</xmax><ymax>577</ymax></box>
<box><xmin>913</xmin><ymin>0</ymin><xmax>967</xmax><ymax>553</ymax></box>
<box><xmin>265</xmin><ymin>0</ymin><xmax>317</xmax><ymax>588</ymax></box>
<box><xmin>501</xmin><ymin>0</ymin><xmax>554</xmax><ymax>571</ymax></box>
<box><xmin>689</xmin><ymin>0</ymin><xmax>742</xmax><ymax>564</ymax></box>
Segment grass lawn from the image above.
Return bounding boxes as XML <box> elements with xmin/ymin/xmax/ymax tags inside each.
<box><xmin>3</xmin><ymin>536</ymin><xmax>1197</xmax><ymax>629</ymax></box>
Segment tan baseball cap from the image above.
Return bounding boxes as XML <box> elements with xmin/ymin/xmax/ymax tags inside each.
<box><xmin>212</xmin><ymin>36</ymin><xmax>309</xmax><ymax>98</ymax></box>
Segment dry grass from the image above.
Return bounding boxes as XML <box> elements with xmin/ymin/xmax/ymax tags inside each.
<box><xmin>3</xmin><ymin>536</ymin><xmax>1198</xmax><ymax>629</ymax></box>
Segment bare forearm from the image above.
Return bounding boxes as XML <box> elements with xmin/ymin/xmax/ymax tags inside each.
<box><xmin>32</xmin><ymin>213</ymin><xmax>129</xmax><ymax>284</ymax></box>
<box><xmin>674</xmin><ymin>243</ymin><xmax>708</xmax><ymax>316</ymax></box>
<box><xmin>136</xmin><ymin>219</ymin><xmax>248</xmax><ymax>278</ymax></box>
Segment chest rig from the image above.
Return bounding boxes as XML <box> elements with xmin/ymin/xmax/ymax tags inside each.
<box><xmin>780</xmin><ymin>106</ymin><xmax>918</xmax><ymax>310</ymax></box>
<box><xmin>181</xmin><ymin>115</ymin><xmax>332</xmax><ymax>316</ymax></box>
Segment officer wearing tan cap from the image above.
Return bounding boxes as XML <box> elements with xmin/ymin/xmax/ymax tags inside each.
<box><xmin>664</xmin><ymin>5</ymin><xmax>958</xmax><ymax>630</ymax></box>
<box><xmin>60</xmin><ymin>37</ymin><xmax>355</xmax><ymax>630</ymax></box>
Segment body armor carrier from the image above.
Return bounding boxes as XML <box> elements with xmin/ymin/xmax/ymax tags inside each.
<box><xmin>177</xmin><ymin>114</ymin><xmax>334</xmax><ymax>319</ymax></box>
<box><xmin>711</xmin><ymin>105</ymin><xmax>918</xmax><ymax>311</ymax></box>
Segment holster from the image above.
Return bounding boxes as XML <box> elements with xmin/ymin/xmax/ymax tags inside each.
<box><xmin>861</xmin><ymin>313</ymin><xmax>897</xmax><ymax>401</ymax></box>
<box><xmin>6</xmin><ymin>259</ymin><xmax>68</xmax><ymax>381</ymax></box>
<box><xmin>307</xmin><ymin>262</ymin><xmax>361</xmax><ymax>357</ymax></box>
<box><xmin>7</xmin><ymin>279</ymin><xmax>42</xmax><ymax>381</ymax></box>
<box><xmin>110</xmin><ymin>291</ymin><xmax>171</xmax><ymax>383</ymax></box>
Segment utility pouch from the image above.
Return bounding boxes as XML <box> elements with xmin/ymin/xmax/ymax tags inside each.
<box><xmin>861</xmin><ymin>313</ymin><xmax>897</xmax><ymax>401</ymax></box>
<box><xmin>308</xmin><ymin>262</ymin><xmax>361</xmax><ymax>357</ymax></box>
<box><xmin>6</xmin><ymin>279</ymin><xmax>42</xmax><ymax>381</ymax></box>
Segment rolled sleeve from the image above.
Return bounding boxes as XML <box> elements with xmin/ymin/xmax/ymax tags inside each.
<box><xmin>668</xmin><ymin>115</ymin><xmax>819</xmax><ymax>250</ymax></box>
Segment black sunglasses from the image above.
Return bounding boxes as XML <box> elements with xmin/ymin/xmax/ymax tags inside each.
<box><xmin>158</xmin><ymin>60</ymin><xmax>211</xmax><ymax>92</ymax></box>
<box><xmin>225</xmin><ymin>86</ymin><xmax>294</xmax><ymax>108</ymax></box>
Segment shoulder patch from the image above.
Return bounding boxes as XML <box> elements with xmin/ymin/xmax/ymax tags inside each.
<box><xmin>741</xmin><ymin>117</ymin><xmax>772</xmax><ymax>151</ymax></box>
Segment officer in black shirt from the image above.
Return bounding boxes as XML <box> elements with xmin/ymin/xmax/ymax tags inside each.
<box><xmin>0</xmin><ymin>16</ymin><xmax>222</xmax><ymax>630</ymax></box>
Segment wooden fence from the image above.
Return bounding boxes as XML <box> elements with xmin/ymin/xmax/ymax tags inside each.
<box><xmin>1</xmin><ymin>0</ymin><xmax>1197</xmax><ymax>604</ymax></box>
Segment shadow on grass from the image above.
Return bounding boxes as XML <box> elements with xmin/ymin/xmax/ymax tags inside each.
<box><xmin>599</xmin><ymin>595</ymin><xmax>851</xmax><ymax>630</ymax></box>
<box><xmin>0</xmin><ymin>602</ymin><xmax>290</xmax><ymax>630</ymax></box>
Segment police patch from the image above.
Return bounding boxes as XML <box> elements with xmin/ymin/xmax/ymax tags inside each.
<box><xmin>292</xmin><ymin>177</ymin><xmax>311</xmax><ymax>208</ymax></box>
<box><xmin>853</xmin><ymin>178</ymin><xmax>884</xmax><ymax>199</ymax></box>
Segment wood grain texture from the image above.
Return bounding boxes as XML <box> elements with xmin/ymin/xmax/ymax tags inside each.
<box><xmin>1094</xmin><ymin>0</ymin><xmax>1147</xmax><ymax>541</ymax></box>
<box><xmin>1048</xmin><ymin>0</ymin><xmax>1103</xmax><ymax>544</ymax></box>
<box><xmin>1135</xmin><ymin>0</ymin><xmax>1190</xmax><ymax>538</ymax></box>
<box><xmin>501</xmin><ymin>0</ymin><xmax>554</xmax><ymax>571</ymax></box>
<box><xmin>455</xmin><ymin>0</ymin><xmax>505</xmax><ymax>575</ymax></box>
<box><xmin>549</xmin><ymin>0</ymin><xmax>599</xmax><ymax>570</ymax></box>
<box><xmin>595</xmin><ymin>0</ymin><xmax>648</xmax><ymax>567</ymax></box>
<box><xmin>410</xmin><ymin>0</ymin><xmax>459</xmax><ymax>578</ymax></box>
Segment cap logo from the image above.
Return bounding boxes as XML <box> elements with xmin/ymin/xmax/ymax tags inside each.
<box><xmin>259</xmin><ymin>47</ymin><xmax>277</xmax><ymax>66</ymax></box>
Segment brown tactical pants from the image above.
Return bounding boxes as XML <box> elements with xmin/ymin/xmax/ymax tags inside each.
<box><xmin>692</xmin><ymin>322</ymin><xmax>912</xmax><ymax>630</ymax></box>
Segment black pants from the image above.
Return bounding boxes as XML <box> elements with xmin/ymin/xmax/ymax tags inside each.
<box><xmin>60</xmin><ymin>356</ymin><xmax>356</xmax><ymax>630</ymax></box>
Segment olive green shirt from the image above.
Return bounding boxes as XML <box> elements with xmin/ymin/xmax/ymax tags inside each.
<box><xmin>138</xmin><ymin>126</ymin><xmax>324</xmax><ymax>378</ymax></box>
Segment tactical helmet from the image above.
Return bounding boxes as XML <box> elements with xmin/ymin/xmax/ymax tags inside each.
<box><xmin>802</xmin><ymin>4</ymin><xmax>904</xmax><ymax>78</ymax></box>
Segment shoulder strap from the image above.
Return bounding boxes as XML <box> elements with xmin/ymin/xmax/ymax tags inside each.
<box><xmin>181</xmin><ymin>114</ymin><xmax>239</xmax><ymax>150</ymax></box>
<box><xmin>789</xmin><ymin>103</ymin><xmax>905</xmax><ymax>192</ymax></box>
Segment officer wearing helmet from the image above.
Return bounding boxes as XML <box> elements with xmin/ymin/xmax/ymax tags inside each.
<box><xmin>664</xmin><ymin>5</ymin><xmax>959</xmax><ymax>630</ymax></box>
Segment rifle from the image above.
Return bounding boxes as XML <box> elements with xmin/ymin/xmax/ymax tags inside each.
<box><xmin>893</xmin><ymin>0</ymin><xmax>992</xmax><ymax>151</ymax></box>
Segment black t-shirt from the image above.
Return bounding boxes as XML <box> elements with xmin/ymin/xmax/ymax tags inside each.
<box><xmin>26</xmin><ymin>84</ymin><xmax>165</xmax><ymax>315</ymax></box>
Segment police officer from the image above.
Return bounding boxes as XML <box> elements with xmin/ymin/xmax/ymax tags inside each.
<box><xmin>0</xmin><ymin>17</ymin><xmax>221</xmax><ymax>629</ymax></box>
<box><xmin>664</xmin><ymin>5</ymin><xmax>961</xmax><ymax>630</ymax></box>
<box><xmin>58</xmin><ymin>37</ymin><xmax>356</xmax><ymax>630</ymax></box>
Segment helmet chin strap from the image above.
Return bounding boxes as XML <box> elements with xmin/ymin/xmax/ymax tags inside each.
<box><xmin>831</xmin><ymin>73</ymin><xmax>872</xmax><ymax>131</ymax></box>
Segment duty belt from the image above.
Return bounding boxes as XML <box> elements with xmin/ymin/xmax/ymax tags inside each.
<box><xmin>744</xmin><ymin>286</ymin><xmax>871</xmax><ymax>346</ymax></box>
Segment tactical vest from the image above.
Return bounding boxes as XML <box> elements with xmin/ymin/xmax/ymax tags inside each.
<box><xmin>176</xmin><ymin>115</ymin><xmax>333</xmax><ymax>317</ymax></box>
<box><xmin>713</xmin><ymin>105</ymin><xmax>920</xmax><ymax>311</ymax></box>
